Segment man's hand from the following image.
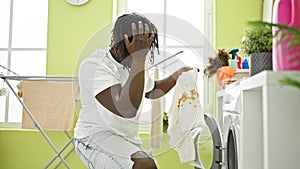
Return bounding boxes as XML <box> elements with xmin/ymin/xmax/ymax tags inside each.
<box><xmin>145</xmin><ymin>67</ymin><xmax>198</xmax><ymax>99</ymax></box>
<box><xmin>124</xmin><ymin>21</ymin><xmax>154</xmax><ymax>59</ymax></box>
<box><xmin>172</xmin><ymin>66</ymin><xmax>194</xmax><ymax>80</ymax></box>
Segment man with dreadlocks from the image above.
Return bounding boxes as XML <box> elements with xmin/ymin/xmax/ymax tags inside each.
<box><xmin>74</xmin><ymin>13</ymin><xmax>192</xmax><ymax>169</ymax></box>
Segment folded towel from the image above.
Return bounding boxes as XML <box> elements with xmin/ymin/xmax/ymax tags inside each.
<box><xmin>216</xmin><ymin>66</ymin><xmax>236</xmax><ymax>86</ymax></box>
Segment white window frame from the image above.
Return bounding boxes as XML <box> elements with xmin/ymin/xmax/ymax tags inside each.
<box><xmin>113</xmin><ymin>0</ymin><xmax>215</xmax><ymax>52</ymax></box>
<box><xmin>0</xmin><ymin>0</ymin><xmax>48</xmax><ymax>128</ymax></box>
<box><xmin>263</xmin><ymin>0</ymin><xmax>274</xmax><ymax>22</ymax></box>
<box><xmin>203</xmin><ymin>0</ymin><xmax>217</xmax><ymax>115</ymax></box>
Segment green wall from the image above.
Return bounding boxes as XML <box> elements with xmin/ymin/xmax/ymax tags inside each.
<box><xmin>0</xmin><ymin>0</ymin><xmax>263</xmax><ymax>168</ymax></box>
<box><xmin>216</xmin><ymin>0</ymin><xmax>263</xmax><ymax>50</ymax></box>
<box><xmin>0</xmin><ymin>130</ymin><xmax>86</xmax><ymax>168</ymax></box>
<box><xmin>46</xmin><ymin>0</ymin><xmax>113</xmax><ymax>75</ymax></box>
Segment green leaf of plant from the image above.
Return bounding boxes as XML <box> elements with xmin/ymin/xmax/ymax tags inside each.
<box><xmin>277</xmin><ymin>32</ymin><xmax>288</xmax><ymax>44</ymax></box>
<box><xmin>280</xmin><ymin>76</ymin><xmax>300</xmax><ymax>90</ymax></box>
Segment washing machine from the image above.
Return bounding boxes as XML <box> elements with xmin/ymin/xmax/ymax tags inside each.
<box><xmin>193</xmin><ymin>113</ymin><xmax>240</xmax><ymax>169</ymax></box>
<box><xmin>222</xmin><ymin>82</ymin><xmax>242</xmax><ymax>169</ymax></box>
<box><xmin>193</xmin><ymin>113</ymin><xmax>225</xmax><ymax>169</ymax></box>
<box><xmin>223</xmin><ymin>112</ymin><xmax>240</xmax><ymax>169</ymax></box>
<box><xmin>193</xmin><ymin>81</ymin><xmax>242</xmax><ymax>169</ymax></box>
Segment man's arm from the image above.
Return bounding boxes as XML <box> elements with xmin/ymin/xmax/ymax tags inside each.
<box><xmin>96</xmin><ymin>22</ymin><xmax>154</xmax><ymax>118</ymax></box>
<box><xmin>145</xmin><ymin>67</ymin><xmax>193</xmax><ymax>99</ymax></box>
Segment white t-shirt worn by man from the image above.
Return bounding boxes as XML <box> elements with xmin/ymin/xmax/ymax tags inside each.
<box><xmin>74</xmin><ymin>48</ymin><xmax>153</xmax><ymax>144</ymax></box>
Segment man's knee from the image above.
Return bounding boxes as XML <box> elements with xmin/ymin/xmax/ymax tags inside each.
<box><xmin>131</xmin><ymin>151</ymin><xmax>157</xmax><ymax>169</ymax></box>
<box><xmin>132</xmin><ymin>158</ymin><xmax>157</xmax><ymax>169</ymax></box>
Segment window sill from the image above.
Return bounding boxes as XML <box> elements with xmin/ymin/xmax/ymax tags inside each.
<box><xmin>0</xmin><ymin>122</ymin><xmax>151</xmax><ymax>133</ymax></box>
<box><xmin>0</xmin><ymin>122</ymin><xmax>22</xmax><ymax>129</ymax></box>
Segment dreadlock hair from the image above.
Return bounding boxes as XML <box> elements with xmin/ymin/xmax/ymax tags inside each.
<box><xmin>110</xmin><ymin>13</ymin><xmax>159</xmax><ymax>69</ymax></box>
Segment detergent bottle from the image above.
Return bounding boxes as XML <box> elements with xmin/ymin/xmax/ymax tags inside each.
<box><xmin>229</xmin><ymin>48</ymin><xmax>241</xmax><ymax>69</ymax></box>
<box><xmin>272</xmin><ymin>0</ymin><xmax>300</xmax><ymax>71</ymax></box>
<box><xmin>242</xmin><ymin>54</ymin><xmax>249</xmax><ymax>69</ymax></box>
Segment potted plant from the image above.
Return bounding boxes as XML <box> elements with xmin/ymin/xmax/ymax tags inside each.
<box><xmin>163</xmin><ymin>112</ymin><xmax>169</xmax><ymax>132</ymax></box>
<box><xmin>241</xmin><ymin>24</ymin><xmax>273</xmax><ymax>76</ymax></box>
<box><xmin>248</xmin><ymin>21</ymin><xmax>300</xmax><ymax>89</ymax></box>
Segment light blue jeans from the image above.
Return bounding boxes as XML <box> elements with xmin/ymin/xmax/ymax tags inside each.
<box><xmin>75</xmin><ymin>131</ymin><xmax>143</xmax><ymax>169</ymax></box>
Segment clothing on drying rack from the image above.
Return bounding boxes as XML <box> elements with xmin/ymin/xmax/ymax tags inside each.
<box><xmin>1</xmin><ymin>75</ymin><xmax>79</xmax><ymax>168</ymax></box>
<box><xmin>17</xmin><ymin>80</ymin><xmax>79</xmax><ymax>131</ymax></box>
<box><xmin>150</xmin><ymin>67</ymin><xmax>163</xmax><ymax>149</ymax></box>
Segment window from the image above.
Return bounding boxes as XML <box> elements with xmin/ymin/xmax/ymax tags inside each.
<box><xmin>0</xmin><ymin>0</ymin><xmax>48</xmax><ymax>128</ymax></box>
<box><xmin>115</xmin><ymin>0</ymin><xmax>215</xmax><ymax>125</ymax></box>
<box><xmin>263</xmin><ymin>0</ymin><xmax>274</xmax><ymax>22</ymax></box>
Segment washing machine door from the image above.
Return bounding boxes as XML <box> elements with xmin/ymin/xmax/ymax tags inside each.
<box><xmin>194</xmin><ymin>113</ymin><xmax>224</xmax><ymax>169</ymax></box>
<box><xmin>226</xmin><ymin>126</ymin><xmax>238</xmax><ymax>169</ymax></box>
